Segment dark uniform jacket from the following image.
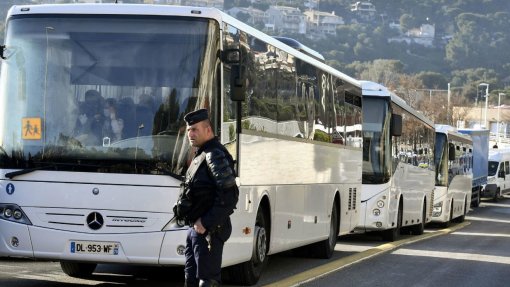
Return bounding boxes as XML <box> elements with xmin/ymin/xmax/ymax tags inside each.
<box><xmin>176</xmin><ymin>137</ymin><xmax>239</xmax><ymax>232</ymax></box>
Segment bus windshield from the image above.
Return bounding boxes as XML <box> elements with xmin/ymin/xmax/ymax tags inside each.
<box><xmin>0</xmin><ymin>15</ymin><xmax>220</xmax><ymax>175</ymax></box>
<box><xmin>434</xmin><ymin>133</ymin><xmax>448</xmax><ymax>186</ymax></box>
<box><xmin>362</xmin><ymin>97</ymin><xmax>391</xmax><ymax>184</ymax></box>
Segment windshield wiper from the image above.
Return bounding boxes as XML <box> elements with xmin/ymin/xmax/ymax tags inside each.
<box><xmin>5</xmin><ymin>164</ymin><xmax>59</xmax><ymax>179</ymax></box>
<box><xmin>4</xmin><ymin>162</ymin><xmax>99</xmax><ymax>179</ymax></box>
<box><xmin>150</xmin><ymin>162</ymin><xmax>184</xmax><ymax>181</ymax></box>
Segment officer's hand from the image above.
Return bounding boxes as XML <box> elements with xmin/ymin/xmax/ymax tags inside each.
<box><xmin>193</xmin><ymin>218</ymin><xmax>207</xmax><ymax>234</ymax></box>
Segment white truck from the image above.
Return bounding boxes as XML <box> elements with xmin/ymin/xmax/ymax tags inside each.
<box><xmin>484</xmin><ymin>148</ymin><xmax>510</xmax><ymax>201</ymax></box>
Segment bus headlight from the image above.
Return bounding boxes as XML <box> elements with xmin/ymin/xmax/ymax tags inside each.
<box><xmin>433</xmin><ymin>202</ymin><xmax>442</xmax><ymax>217</ymax></box>
<box><xmin>13</xmin><ymin>210</ymin><xmax>23</xmax><ymax>220</ymax></box>
<box><xmin>377</xmin><ymin>200</ymin><xmax>385</xmax><ymax>208</ymax></box>
<box><xmin>4</xmin><ymin>208</ymin><xmax>13</xmax><ymax>218</ymax></box>
<box><xmin>373</xmin><ymin>209</ymin><xmax>381</xmax><ymax>216</ymax></box>
<box><xmin>0</xmin><ymin>204</ymin><xmax>31</xmax><ymax>225</ymax></box>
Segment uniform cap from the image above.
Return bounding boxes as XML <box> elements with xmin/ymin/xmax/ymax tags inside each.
<box><xmin>184</xmin><ymin>109</ymin><xmax>209</xmax><ymax>125</ymax></box>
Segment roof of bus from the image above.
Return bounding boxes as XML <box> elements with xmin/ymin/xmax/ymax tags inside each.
<box><xmin>7</xmin><ymin>3</ymin><xmax>360</xmax><ymax>88</ymax></box>
<box><xmin>435</xmin><ymin>124</ymin><xmax>472</xmax><ymax>144</ymax></box>
<box><xmin>360</xmin><ymin>80</ymin><xmax>434</xmax><ymax>128</ymax></box>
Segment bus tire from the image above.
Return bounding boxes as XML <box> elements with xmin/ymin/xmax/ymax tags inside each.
<box><xmin>494</xmin><ymin>188</ymin><xmax>500</xmax><ymax>202</ymax></box>
<box><xmin>382</xmin><ymin>200</ymin><xmax>402</xmax><ymax>241</ymax></box>
<box><xmin>309</xmin><ymin>202</ymin><xmax>339</xmax><ymax>259</ymax></box>
<box><xmin>410</xmin><ymin>201</ymin><xmax>426</xmax><ymax>235</ymax></box>
<box><xmin>472</xmin><ymin>189</ymin><xmax>480</xmax><ymax>208</ymax></box>
<box><xmin>442</xmin><ymin>201</ymin><xmax>453</xmax><ymax>228</ymax></box>
<box><xmin>225</xmin><ymin>207</ymin><xmax>269</xmax><ymax>286</ymax></box>
<box><xmin>60</xmin><ymin>261</ymin><xmax>96</xmax><ymax>278</ymax></box>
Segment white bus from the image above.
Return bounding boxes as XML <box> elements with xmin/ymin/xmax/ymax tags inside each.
<box><xmin>356</xmin><ymin>81</ymin><xmax>435</xmax><ymax>241</ymax></box>
<box><xmin>432</xmin><ymin>125</ymin><xmax>472</xmax><ymax>226</ymax></box>
<box><xmin>0</xmin><ymin>4</ymin><xmax>362</xmax><ymax>285</ymax></box>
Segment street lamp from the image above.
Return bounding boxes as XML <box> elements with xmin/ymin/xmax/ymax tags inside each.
<box><xmin>498</xmin><ymin>92</ymin><xmax>506</xmax><ymax>145</ymax></box>
<box><xmin>479</xmin><ymin>83</ymin><xmax>489</xmax><ymax>128</ymax></box>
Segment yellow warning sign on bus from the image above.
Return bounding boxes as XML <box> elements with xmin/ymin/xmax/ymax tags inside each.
<box><xmin>22</xmin><ymin>117</ymin><xmax>42</xmax><ymax>140</ymax></box>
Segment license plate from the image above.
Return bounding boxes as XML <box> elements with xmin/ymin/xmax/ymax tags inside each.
<box><xmin>70</xmin><ymin>241</ymin><xmax>119</xmax><ymax>255</ymax></box>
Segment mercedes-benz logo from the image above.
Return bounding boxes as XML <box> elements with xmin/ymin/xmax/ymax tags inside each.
<box><xmin>86</xmin><ymin>212</ymin><xmax>104</xmax><ymax>230</ymax></box>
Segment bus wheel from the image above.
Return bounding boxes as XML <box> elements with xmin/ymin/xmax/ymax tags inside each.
<box><xmin>472</xmin><ymin>189</ymin><xmax>480</xmax><ymax>207</ymax></box>
<box><xmin>494</xmin><ymin>188</ymin><xmax>500</xmax><ymax>202</ymax></box>
<box><xmin>442</xmin><ymin>201</ymin><xmax>453</xmax><ymax>228</ymax></box>
<box><xmin>382</xmin><ymin>202</ymin><xmax>402</xmax><ymax>241</ymax></box>
<box><xmin>411</xmin><ymin>202</ymin><xmax>426</xmax><ymax>235</ymax></box>
<box><xmin>309</xmin><ymin>202</ymin><xmax>339</xmax><ymax>259</ymax></box>
<box><xmin>60</xmin><ymin>261</ymin><xmax>96</xmax><ymax>278</ymax></box>
<box><xmin>225</xmin><ymin>208</ymin><xmax>268</xmax><ymax>286</ymax></box>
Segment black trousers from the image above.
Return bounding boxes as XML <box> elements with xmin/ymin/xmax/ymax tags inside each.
<box><xmin>184</xmin><ymin>227</ymin><xmax>225</xmax><ymax>285</ymax></box>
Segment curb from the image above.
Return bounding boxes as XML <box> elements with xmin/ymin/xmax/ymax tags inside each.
<box><xmin>263</xmin><ymin>221</ymin><xmax>470</xmax><ymax>287</ymax></box>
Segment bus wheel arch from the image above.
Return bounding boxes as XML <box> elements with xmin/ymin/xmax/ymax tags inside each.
<box><xmin>455</xmin><ymin>196</ymin><xmax>468</xmax><ymax>223</ymax></box>
<box><xmin>382</xmin><ymin>196</ymin><xmax>403</xmax><ymax>241</ymax></box>
<box><xmin>224</xmin><ymin>196</ymin><xmax>270</xmax><ymax>285</ymax></box>
<box><xmin>410</xmin><ymin>197</ymin><xmax>426</xmax><ymax>235</ymax></box>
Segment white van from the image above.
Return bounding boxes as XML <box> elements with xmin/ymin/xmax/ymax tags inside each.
<box><xmin>485</xmin><ymin>148</ymin><xmax>510</xmax><ymax>201</ymax></box>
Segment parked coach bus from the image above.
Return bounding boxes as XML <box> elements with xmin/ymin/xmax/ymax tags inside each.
<box><xmin>356</xmin><ymin>81</ymin><xmax>435</xmax><ymax>241</ymax></box>
<box><xmin>0</xmin><ymin>4</ymin><xmax>363</xmax><ymax>285</ymax></box>
<box><xmin>432</xmin><ymin>125</ymin><xmax>472</xmax><ymax>226</ymax></box>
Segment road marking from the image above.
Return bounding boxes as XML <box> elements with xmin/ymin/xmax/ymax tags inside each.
<box><xmin>465</xmin><ymin>216</ymin><xmax>510</xmax><ymax>224</ymax></box>
<box><xmin>479</xmin><ymin>202</ymin><xmax>510</xmax><ymax>208</ymax></box>
<box><xmin>452</xmin><ymin>231</ymin><xmax>510</xmax><ymax>238</ymax></box>
<box><xmin>334</xmin><ymin>243</ymin><xmax>378</xmax><ymax>252</ymax></box>
<box><xmin>392</xmin><ymin>249</ymin><xmax>510</xmax><ymax>265</ymax></box>
<box><xmin>263</xmin><ymin>221</ymin><xmax>470</xmax><ymax>287</ymax></box>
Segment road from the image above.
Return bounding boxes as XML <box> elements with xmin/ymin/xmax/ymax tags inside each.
<box><xmin>300</xmin><ymin>197</ymin><xmax>510</xmax><ymax>287</ymax></box>
<box><xmin>0</xmin><ymin>197</ymin><xmax>508</xmax><ymax>287</ymax></box>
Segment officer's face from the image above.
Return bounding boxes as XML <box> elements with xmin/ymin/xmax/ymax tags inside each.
<box><xmin>187</xmin><ymin>121</ymin><xmax>213</xmax><ymax>147</ymax></box>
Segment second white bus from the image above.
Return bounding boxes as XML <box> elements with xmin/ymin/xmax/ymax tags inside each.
<box><xmin>432</xmin><ymin>125</ymin><xmax>472</xmax><ymax>225</ymax></box>
<box><xmin>356</xmin><ymin>81</ymin><xmax>435</xmax><ymax>241</ymax></box>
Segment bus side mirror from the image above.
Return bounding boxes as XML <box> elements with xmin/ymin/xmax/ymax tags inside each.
<box><xmin>448</xmin><ymin>145</ymin><xmax>456</xmax><ymax>161</ymax></box>
<box><xmin>499</xmin><ymin>169</ymin><xmax>506</xmax><ymax>179</ymax></box>
<box><xmin>230</xmin><ymin>64</ymin><xmax>245</xmax><ymax>101</ymax></box>
<box><xmin>391</xmin><ymin>114</ymin><xmax>402</xmax><ymax>136</ymax></box>
<box><xmin>0</xmin><ymin>45</ymin><xmax>6</xmax><ymax>60</ymax></box>
<box><xmin>223</xmin><ymin>49</ymin><xmax>245</xmax><ymax>102</ymax></box>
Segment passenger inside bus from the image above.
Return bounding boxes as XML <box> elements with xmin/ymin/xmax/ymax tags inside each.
<box><xmin>74</xmin><ymin>89</ymin><xmax>105</xmax><ymax>145</ymax></box>
<box><xmin>117</xmin><ymin>97</ymin><xmax>137</xmax><ymax>139</ymax></box>
<box><xmin>103</xmin><ymin>98</ymin><xmax>124</xmax><ymax>142</ymax></box>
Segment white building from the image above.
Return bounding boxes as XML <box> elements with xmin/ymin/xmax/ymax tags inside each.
<box><xmin>227</xmin><ymin>6</ymin><xmax>267</xmax><ymax>26</ymax></box>
<box><xmin>388</xmin><ymin>23</ymin><xmax>435</xmax><ymax>47</ymax></box>
<box><xmin>265</xmin><ymin>5</ymin><xmax>306</xmax><ymax>34</ymax></box>
<box><xmin>304</xmin><ymin>10</ymin><xmax>344</xmax><ymax>37</ymax></box>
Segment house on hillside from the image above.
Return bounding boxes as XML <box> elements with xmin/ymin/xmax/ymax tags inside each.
<box><xmin>227</xmin><ymin>6</ymin><xmax>267</xmax><ymax>26</ymax></box>
<box><xmin>304</xmin><ymin>10</ymin><xmax>344</xmax><ymax>37</ymax></box>
<box><xmin>350</xmin><ymin>1</ymin><xmax>376</xmax><ymax>21</ymax></box>
<box><xmin>388</xmin><ymin>23</ymin><xmax>435</xmax><ymax>47</ymax></box>
<box><xmin>265</xmin><ymin>5</ymin><xmax>307</xmax><ymax>34</ymax></box>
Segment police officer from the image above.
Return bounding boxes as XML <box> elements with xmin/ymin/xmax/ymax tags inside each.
<box><xmin>177</xmin><ymin>109</ymin><xmax>239</xmax><ymax>287</ymax></box>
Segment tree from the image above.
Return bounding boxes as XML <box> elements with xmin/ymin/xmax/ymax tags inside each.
<box><xmin>355</xmin><ymin>59</ymin><xmax>405</xmax><ymax>88</ymax></box>
<box><xmin>415</xmin><ymin>71</ymin><xmax>448</xmax><ymax>89</ymax></box>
